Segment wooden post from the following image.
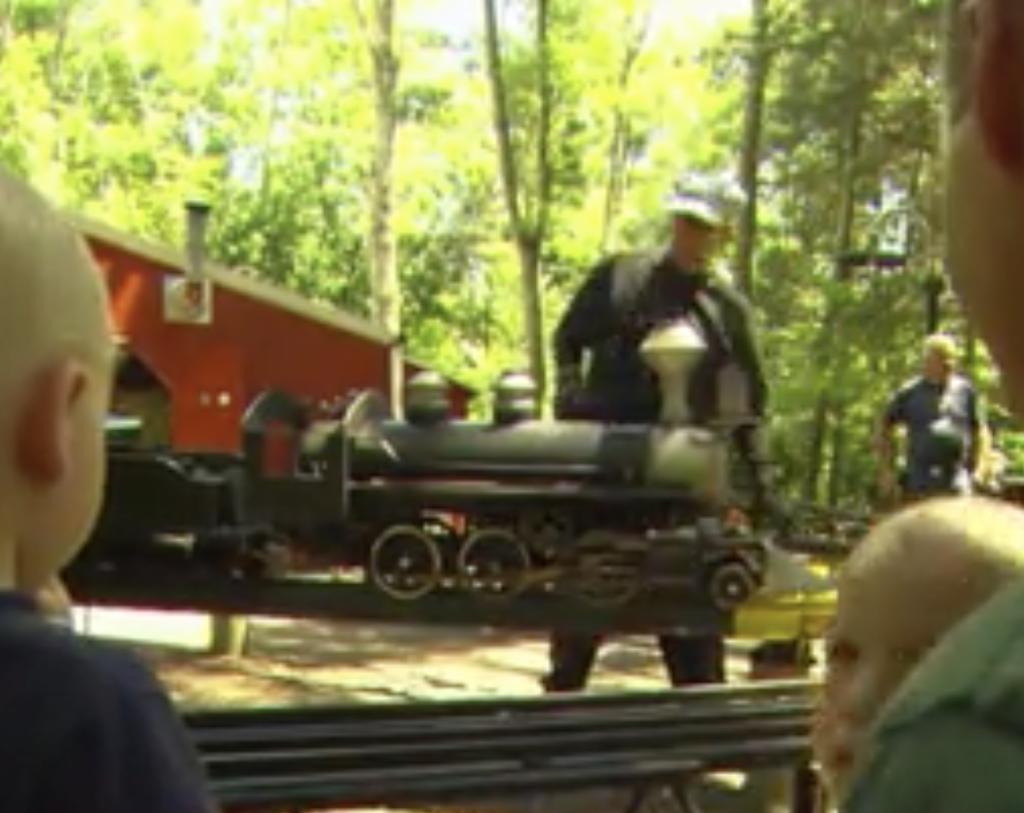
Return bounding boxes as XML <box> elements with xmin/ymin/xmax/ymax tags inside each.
<box><xmin>389</xmin><ymin>339</ymin><xmax>405</xmax><ymax>418</ymax></box>
<box><xmin>183</xmin><ymin>200</ymin><xmax>250</xmax><ymax>658</ymax></box>
<box><xmin>748</xmin><ymin>639</ymin><xmax>815</xmax><ymax>813</ymax></box>
<box><xmin>209</xmin><ymin>615</ymin><xmax>250</xmax><ymax>657</ymax></box>
<box><xmin>791</xmin><ymin>762</ymin><xmax>825</xmax><ymax>813</ymax></box>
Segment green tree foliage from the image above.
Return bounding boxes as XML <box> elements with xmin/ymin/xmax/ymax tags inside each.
<box><xmin>0</xmin><ymin>0</ymin><xmax>1006</xmax><ymax>506</ymax></box>
<box><xmin>703</xmin><ymin>0</ymin><xmax>1004</xmax><ymax>505</ymax></box>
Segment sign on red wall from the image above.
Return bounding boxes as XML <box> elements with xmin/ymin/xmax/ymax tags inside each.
<box><xmin>163</xmin><ymin>277</ymin><xmax>213</xmax><ymax>325</ymax></box>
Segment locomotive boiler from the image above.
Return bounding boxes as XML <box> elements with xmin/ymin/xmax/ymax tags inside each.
<box><xmin>75</xmin><ymin>317</ymin><xmax>771</xmax><ymax>615</ymax></box>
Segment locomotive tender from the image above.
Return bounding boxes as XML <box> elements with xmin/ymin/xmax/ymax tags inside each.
<box><xmin>75</xmin><ymin>318</ymin><xmax>771</xmax><ymax>613</ymax></box>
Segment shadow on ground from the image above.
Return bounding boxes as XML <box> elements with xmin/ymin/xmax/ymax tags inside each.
<box><xmin>147</xmin><ymin>617</ymin><xmax>708</xmax><ymax>710</ymax></box>
<box><xmin>120</xmin><ymin>616</ymin><xmax>793</xmax><ymax>813</ymax></box>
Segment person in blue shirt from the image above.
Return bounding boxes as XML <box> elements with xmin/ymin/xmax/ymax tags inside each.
<box><xmin>875</xmin><ymin>334</ymin><xmax>990</xmax><ymax>504</ymax></box>
<box><xmin>0</xmin><ymin>168</ymin><xmax>214</xmax><ymax>812</ymax></box>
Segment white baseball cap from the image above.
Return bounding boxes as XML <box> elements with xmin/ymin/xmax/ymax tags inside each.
<box><xmin>664</xmin><ymin>172</ymin><xmax>746</xmax><ymax>227</ymax></box>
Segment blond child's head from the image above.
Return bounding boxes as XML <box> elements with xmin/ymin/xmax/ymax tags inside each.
<box><xmin>814</xmin><ymin>496</ymin><xmax>1024</xmax><ymax>799</ymax></box>
<box><xmin>0</xmin><ymin>169</ymin><xmax>115</xmax><ymax>593</ymax></box>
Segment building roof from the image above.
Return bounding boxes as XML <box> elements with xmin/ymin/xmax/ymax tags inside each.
<box><xmin>67</xmin><ymin>211</ymin><xmax>392</xmax><ymax>345</ymax></box>
<box><xmin>65</xmin><ymin>211</ymin><xmax>475</xmax><ymax>393</ymax></box>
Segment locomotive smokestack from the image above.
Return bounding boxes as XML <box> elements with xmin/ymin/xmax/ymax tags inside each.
<box><xmin>639</xmin><ymin>320</ymin><xmax>706</xmax><ymax>424</ymax></box>
<box><xmin>185</xmin><ymin>201</ymin><xmax>212</xmax><ymax>281</ymax></box>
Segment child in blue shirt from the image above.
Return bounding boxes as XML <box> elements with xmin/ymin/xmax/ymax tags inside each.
<box><xmin>0</xmin><ymin>169</ymin><xmax>213</xmax><ymax>812</ymax></box>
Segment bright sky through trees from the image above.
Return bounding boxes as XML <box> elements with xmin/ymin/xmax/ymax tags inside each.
<box><xmin>407</xmin><ymin>0</ymin><xmax>752</xmax><ymax>41</ymax></box>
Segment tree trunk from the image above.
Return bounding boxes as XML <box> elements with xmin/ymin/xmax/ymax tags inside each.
<box><xmin>827</xmin><ymin>405</ymin><xmax>847</xmax><ymax>507</ymax></box>
<box><xmin>0</xmin><ymin>0</ymin><xmax>16</xmax><ymax>66</ymax></box>
<box><xmin>943</xmin><ymin>0</ymin><xmax>974</xmax><ymax>377</ymax></box>
<box><xmin>44</xmin><ymin>0</ymin><xmax>74</xmax><ymax>97</ymax></box>
<box><xmin>733</xmin><ymin>0</ymin><xmax>772</xmax><ymax>297</ymax></box>
<box><xmin>481</xmin><ymin>0</ymin><xmax>550</xmax><ymax>403</ymax></box>
<box><xmin>803</xmin><ymin>398</ymin><xmax>831</xmax><ymax>502</ymax></box>
<box><xmin>599</xmin><ymin>2</ymin><xmax>652</xmax><ymax>252</ymax></box>
<box><xmin>964</xmin><ymin>327</ymin><xmax>978</xmax><ymax>374</ymax></box>
<box><xmin>804</xmin><ymin>91</ymin><xmax>865</xmax><ymax>502</ymax></box>
<box><xmin>258</xmin><ymin>0</ymin><xmax>295</xmax><ymax>206</ymax></box>
<box><xmin>941</xmin><ymin>0</ymin><xmax>971</xmax><ymax>128</ymax></box>
<box><xmin>528</xmin><ymin>0</ymin><xmax>551</xmax><ymax>402</ymax></box>
<box><xmin>359</xmin><ymin>0</ymin><xmax>402</xmax><ymax>411</ymax></box>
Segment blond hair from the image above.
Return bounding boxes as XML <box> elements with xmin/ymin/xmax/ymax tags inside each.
<box><xmin>845</xmin><ymin>496</ymin><xmax>1024</xmax><ymax>614</ymax></box>
<box><xmin>923</xmin><ymin>333</ymin><xmax>959</xmax><ymax>364</ymax></box>
<box><xmin>0</xmin><ymin>169</ymin><xmax>111</xmax><ymax>392</ymax></box>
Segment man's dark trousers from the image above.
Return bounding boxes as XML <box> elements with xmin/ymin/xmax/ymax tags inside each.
<box><xmin>542</xmin><ymin>632</ymin><xmax>726</xmax><ymax>691</ymax></box>
<box><xmin>898</xmin><ymin>466</ymin><xmax>973</xmax><ymax>506</ymax></box>
<box><xmin>543</xmin><ymin>389</ymin><xmax>728</xmax><ymax>691</ymax></box>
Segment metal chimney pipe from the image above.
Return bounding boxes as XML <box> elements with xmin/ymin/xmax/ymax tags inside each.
<box><xmin>184</xmin><ymin>201</ymin><xmax>212</xmax><ymax>280</ymax></box>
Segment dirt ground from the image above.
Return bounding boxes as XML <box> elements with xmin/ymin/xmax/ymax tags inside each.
<box><xmin>153</xmin><ymin>617</ymin><xmax>752</xmax><ymax>708</ymax></box>
<box><xmin>109</xmin><ymin>615</ymin><xmax>812</xmax><ymax>813</ymax></box>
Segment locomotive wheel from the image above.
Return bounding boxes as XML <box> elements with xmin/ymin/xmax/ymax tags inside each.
<box><xmin>369</xmin><ymin>525</ymin><xmax>444</xmax><ymax>601</ymax></box>
<box><xmin>516</xmin><ymin>511</ymin><xmax>573</xmax><ymax>557</ymax></box>
<box><xmin>457</xmin><ymin>529</ymin><xmax>531</xmax><ymax>599</ymax></box>
<box><xmin>568</xmin><ymin>531</ymin><xmax>643</xmax><ymax>607</ymax></box>
<box><xmin>707</xmin><ymin>559</ymin><xmax>757</xmax><ymax>610</ymax></box>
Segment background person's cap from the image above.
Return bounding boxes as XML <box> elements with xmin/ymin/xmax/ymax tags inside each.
<box><xmin>664</xmin><ymin>172</ymin><xmax>746</xmax><ymax>227</ymax></box>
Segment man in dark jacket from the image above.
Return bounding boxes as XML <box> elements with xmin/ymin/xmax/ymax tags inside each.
<box><xmin>553</xmin><ymin>176</ymin><xmax>766</xmax><ymax>426</ymax></box>
<box><xmin>542</xmin><ymin>172</ymin><xmax>769</xmax><ymax>692</ymax></box>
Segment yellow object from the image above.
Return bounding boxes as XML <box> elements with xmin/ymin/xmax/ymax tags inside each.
<box><xmin>734</xmin><ymin>590</ymin><xmax>837</xmax><ymax>640</ymax></box>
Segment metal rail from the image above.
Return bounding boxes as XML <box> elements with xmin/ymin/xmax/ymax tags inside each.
<box><xmin>186</xmin><ymin>681</ymin><xmax>819</xmax><ymax>813</ymax></box>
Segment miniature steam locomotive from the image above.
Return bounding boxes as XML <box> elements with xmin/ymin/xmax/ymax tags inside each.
<box><xmin>72</xmin><ymin>319</ymin><xmax>771</xmax><ymax>612</ymax></box>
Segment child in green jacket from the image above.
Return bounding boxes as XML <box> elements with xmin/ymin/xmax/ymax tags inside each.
<box><xmin>815</xmin><ymin>496</ymin><xmax>1024</xmax><ymax>808</ymax></box>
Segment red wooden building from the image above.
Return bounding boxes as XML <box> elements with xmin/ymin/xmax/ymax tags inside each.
<box><xmin>68</xmin><ymin>212</ymin><xmax>474</xmax><ymax>452</ymax></box>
